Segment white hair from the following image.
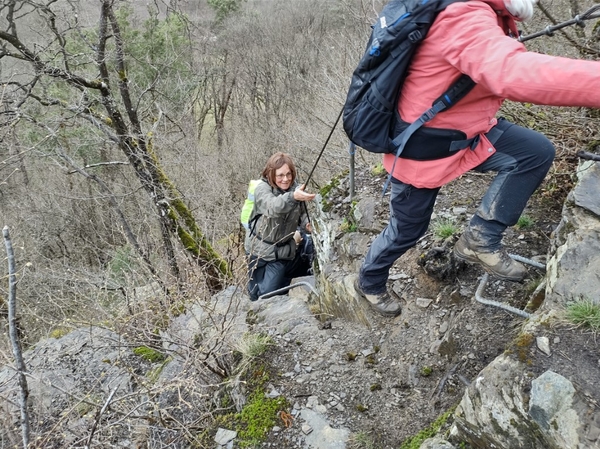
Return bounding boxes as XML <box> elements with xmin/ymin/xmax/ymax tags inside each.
<box><xmin>505</xmin><ymin>0</ymin><xmax>537</xmax><ymax>21</ymax></box>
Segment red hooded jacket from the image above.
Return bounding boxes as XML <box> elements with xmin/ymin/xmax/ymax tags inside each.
<box><xmin>383</xmin><ymin>0</ymin><xmax>600</xmax><ymax>188</ymax></box>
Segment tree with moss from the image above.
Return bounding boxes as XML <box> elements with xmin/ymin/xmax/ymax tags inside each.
<box><xmin>0</xmin><ymin>0</ymin><xmax>230</xmax><ymax>293</ymax></box>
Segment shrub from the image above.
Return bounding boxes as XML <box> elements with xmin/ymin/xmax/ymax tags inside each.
<box><xmin>566</xmin><ymin>299</ymin><xmax>600</xmax><ymax>332</ymax></box>
<box><xmin>516</xmin><ymin>214</ymin><xmax>534</xmax><ymax>229</ymax></box>
<box><xmin>432</xmin><ymin>218</ymin><xmax>458</xmax><ymax>239</ymax></box>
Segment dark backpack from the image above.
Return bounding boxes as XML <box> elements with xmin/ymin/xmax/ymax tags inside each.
<box><xmin>342</xmin><ymin>0</ymin><xmax>476</xmax><ymax>160</ymax></box>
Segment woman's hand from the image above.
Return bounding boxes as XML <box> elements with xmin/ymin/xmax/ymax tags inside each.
<box><xmin>293</xmin><ymin>230</ymin><xmax>303</xmax><ymax>245</ymax></box>
<box><xmin>293</xmin><ymin>184</ymin><xmax>316</xmax><ymax>202</ymax></box>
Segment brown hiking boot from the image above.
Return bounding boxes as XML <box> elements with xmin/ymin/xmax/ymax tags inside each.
<box><xmin>454</xmin><ymin>234</ymin><xmax>527</xmax><ymax>282</ymax></box>
<box><xmin>354</xmin><ymin>279</ymin><xmax>402</xmax><ymax>317</ymax></box>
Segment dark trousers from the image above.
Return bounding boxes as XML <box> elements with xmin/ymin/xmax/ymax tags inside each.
<box><xmin>248</xmin><ymin>250</ymin><xmax>312</xmax><ymax>301</ymax></box>
<box><xmin>359</xmin><ymin>119</ymin><xmax>555</xmax><ymax>294</ymax></box>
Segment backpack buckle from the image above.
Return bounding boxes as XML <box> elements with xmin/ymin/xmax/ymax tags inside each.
<box><xmin>407</xmin><ymin>29</ymin><xmax>422</xmax><ymax>43</ymax></box>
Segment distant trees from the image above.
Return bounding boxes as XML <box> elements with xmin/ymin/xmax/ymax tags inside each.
<box><xmin>208</xmin><ymin>0</ymin><xmax>244</xmax><ymax>22</ymax></box>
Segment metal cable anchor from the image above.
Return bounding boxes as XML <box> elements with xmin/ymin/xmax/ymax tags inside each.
<box><xmin>258</xmin><ymin>281</ymin><xmax>317</xmax><ymax>300</ymax></box>
<box><xmin>474</xmin><ymin>254</ymin><xmax>545</xmax><ymax>318</ymax></box>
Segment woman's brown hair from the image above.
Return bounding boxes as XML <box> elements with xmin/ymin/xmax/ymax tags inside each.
<box><xmin>261</xmin><ymin>152</ymin><xmax>297</xmax><ymax>188</ymax></box>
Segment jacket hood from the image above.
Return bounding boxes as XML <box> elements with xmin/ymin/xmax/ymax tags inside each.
<box><xmin>480</xmin><ymin>0</ymin><xmax>511</xmax><ymax>14</ymax></box>
<box><xmin>479</xmin><ymin>0</ymin><xmax>521</xmax><ymax>34</ymax></box>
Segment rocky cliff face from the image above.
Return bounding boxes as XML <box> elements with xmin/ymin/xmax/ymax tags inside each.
<box><xmin>449</xmin><ymin>161</ymin><xmax>600</xmax><ymax>449</ymax></box>
<box><xmin>312</xmin><ymin>161</ymin><xmax>600</xmax><ymax>448</ymax></box>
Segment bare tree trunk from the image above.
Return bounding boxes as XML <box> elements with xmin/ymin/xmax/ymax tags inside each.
<box><xmin>2</xmin><ymin>226</ymin><xmax>30</xmax><ymax>448</ymax></box>
<box><xmin>210</xmin><ymin>52</ymin><xmax>236</xmax><ymax>150</ymax></box>
<box><xmin>104</xmin><ymin>2</ymin><xmax>229</xmax><ymax>290</ymax></box>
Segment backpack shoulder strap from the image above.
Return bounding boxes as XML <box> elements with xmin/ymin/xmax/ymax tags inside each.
<box><xmin>391</xmin><ymin>74</ymin><xmax>475</xmax><ymax>152</ymax></box>
<box><xmin>382</xmin><ymin>74</ymin><xmax>476</xmax><ymax>195</ymax></box>
<box><xmin>248</xmin><ymin>213</ymin><xmax>261</xmax><ymax>235</ymax></box>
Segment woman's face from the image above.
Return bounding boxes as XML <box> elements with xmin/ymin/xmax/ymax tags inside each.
<box><xmin>274</xmin><ymin>164</ymin><xmax>294</xmax><ymax>191</ymax></box>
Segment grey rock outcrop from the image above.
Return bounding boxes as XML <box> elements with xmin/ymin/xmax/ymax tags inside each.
<box><xmin>450</xmin><ymin>161</ymin><xmax>600</xmax><ymax>449</ymax></box>
<box><xmin>0</xmin><ymin>327</ymin><xmax>150</xmax><ymax>447</ymax></box>
<box><xmin>0</xmin><ymin>286</ymin><xmax>351</xmax><ymax>448</ymax></box>
<box><xmin>545</xmin><ymin>160</ymin><xmax>600</xmax><ymax>310</ymax></box>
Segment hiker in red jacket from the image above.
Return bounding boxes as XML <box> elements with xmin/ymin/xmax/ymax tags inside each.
<box><xmin>355</xmin><ymin>0</ymin><xmax>600</xmax><ymax>316</ymax></box>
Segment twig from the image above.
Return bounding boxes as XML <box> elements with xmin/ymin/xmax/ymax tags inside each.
<box><xmin>431</xmin><ymin>361</ymin><xmax>461</xmax><ymax>401</ymax></box>
<box><xmin>67</xmin><ymin>160</ymin><xmax>129</xmax><ymax>174</ymax></box>
<box><xmin>85</xmin><ymin>386</ymin><xmax>118</xmax><ymax>448</ymax></box>
<box><xmin>457</xmin><ymin>374</ymin><xmax>471</xmax><ymax>386</ymax></box>
<box><xmin>557</xmin><ymin>350</ymin><xmax>573</xmax><ymax>362</ymax></box>
<box><xmin>3</xmin><ymin>226</ymin><xmax>30</xmax><ymax>448</ymax></box>
<box><xmin>20</xmin><ymin>370</ymin><xmax>159</xmax><ymax>416</ymax></box>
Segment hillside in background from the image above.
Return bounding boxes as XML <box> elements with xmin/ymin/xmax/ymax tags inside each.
<box><xmin>1</xmin><ymin>0</ymin><xmax>599</xmax><ymax>447</ymax></box>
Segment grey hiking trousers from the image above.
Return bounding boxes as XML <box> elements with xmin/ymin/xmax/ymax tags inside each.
<box><xmin>358</xmin><ymin>119</ymin><xmax>555</xmax><ymax>295</ymax></box>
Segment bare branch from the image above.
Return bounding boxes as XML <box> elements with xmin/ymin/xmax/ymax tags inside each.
<box><xmin>0</xmin><ymin>29</ymin><xmax>106</xmax><ymax>89</ymax></box>
<box><xmin>85</xmin><ymin>386</ymin><xmax>118</xmax><ymax>448</ymax></box>
<box><xmin>3</xmin><ymin>226</ymin><xmax>30</xmax><ymax>448</ymax></box>
<box><xmin>67</xmin><ymin>161</ymin><xmax>130</xmax><ymax>173</ymax></box>
<box><xmin>107</xmin><ymin>6</ymin><xmax>142</xmax><ymax>132</ymax></box>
